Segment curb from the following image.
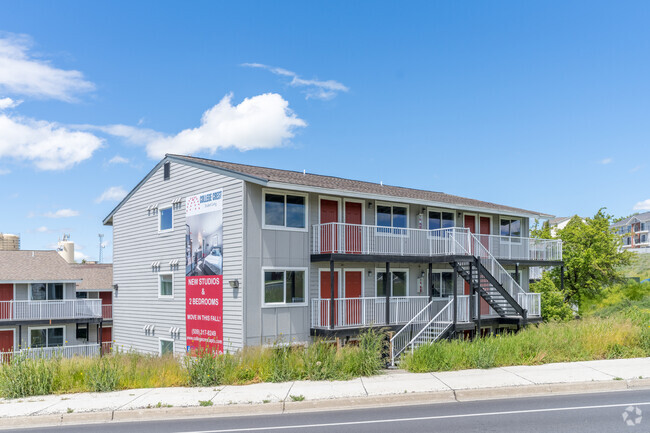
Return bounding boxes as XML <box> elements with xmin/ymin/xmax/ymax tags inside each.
<box><xmin>1</xmin><ymin>378</ymin><xmax>649</xmax><ymax>430</ymax></box>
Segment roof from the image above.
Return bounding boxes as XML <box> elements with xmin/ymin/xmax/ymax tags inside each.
<box><xmin>612</xmin><ymin>211</ymin><xmax>650</xmax><ymax>227</ymax></box>
<box><xmin>104</xmin><ymin>155</ymin><xmax>552</xmax><ymax>224</ymax></box>
<box><xmin>0</xmin><ymin>251</ymin><xmax>113</xmax><ymax>290</ymax></box>
<box><xmin>70</xmin><ymin>263</ymin><xmax>113</xmax><ymax>291</ymax></box>
<box><xmin>0</xmin><ymin>250</ymin><xmax>80</xmax><ymax>282</ymax></box>
<box><xmin>548</xmin><ymin>217</ymin><xmax>571</xmax><ymax>226</ymax></box>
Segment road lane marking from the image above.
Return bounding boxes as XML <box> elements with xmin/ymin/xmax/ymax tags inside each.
<box><xmin>176</xmin><ymin>400</ymin><xmax>650</xmax><ymax>433</ymax></box>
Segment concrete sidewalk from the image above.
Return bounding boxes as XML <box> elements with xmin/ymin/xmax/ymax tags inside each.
<box><xmin>0</xmin><ymin>357</ymin><xmax>648</xmax><ymax>429</ymax></box>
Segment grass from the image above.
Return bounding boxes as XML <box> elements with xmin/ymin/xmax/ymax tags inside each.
<box><xmin>0</xmin><ymin>329</ymin><xmax>386</xmax><ymax>399</ymax></box>
<box><xmin>402</xmin><ymin>289</ymin><xmax>650</xmax><ymax>373</ymax></box>
<box><xmin>198</xmin><ymin>400</ymin><xmax>213</xmax><ymax>407</ymax></box>
<box><xmin>620</xmin><ymin>253</ymin><xmax>650</xmax><ymax>281</ymax></box>
<box><xmin>289</xmin><ymin>394</ymin><xmax>305</xmax><ymax>402</ymax></box>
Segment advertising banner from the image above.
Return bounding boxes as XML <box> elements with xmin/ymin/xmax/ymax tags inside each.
<box><xmin>185</xmin><ymin>189</ymin><xmax>223</xmax><ymax>354</ymax></box>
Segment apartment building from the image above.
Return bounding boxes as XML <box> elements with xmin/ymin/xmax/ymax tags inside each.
<box><xmin>0</xmin><ymin>250</ymin><xmax>113</xmax><ymax>359</ymax></box>
<box><xmin>104</xmin><ymin>155</ymin><xmax>563</xmax><ymax>361</ymax></box>
<box><xmin>612</xmin><ymin>212</ymin><xmax>650</xmax><ymax>251</ymax></box>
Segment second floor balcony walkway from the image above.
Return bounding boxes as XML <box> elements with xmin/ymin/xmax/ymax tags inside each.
<box><xmin>311</xmin><ymin>224</ymin><xmax>562</xmax><ymax>263</ymax></box>
<box><xmin>0</xmin><ymin>299</ymin><xmax>103</xmax><ymax>322</ymax></box>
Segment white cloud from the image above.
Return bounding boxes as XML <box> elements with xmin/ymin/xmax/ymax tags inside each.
<box><xmin>94</xmin><ymin>93</ymin><xmax>306</xmax><ymax>159</ymax></box>
<box><xmin>0</xmin><ymin>97</ymin><xmax>21</xmax><ymax>110</ymax></box>
<box><xmin>108</xmin><ymin>155</ymin><xmax>129</xmax><ymax>164</ymax></box>
<box><xmin>600</xmin><ymin>157</ymin><xmax>612</xmax><ymax>164</ymax></box>
<box><xmin>43</xmin><ymin>208</ymin><xmax>79</xmax><ymax>218</ymax></box>
<box><xmin>633</xmin><ymin>199</ymin><xmax>650</xmax><ymax>211</ymax></box>
<box><xmin>36</xmin><ymin>226</ymin><xmax>49</xmax><ymax>232</ymax></box>
<box><xmin>0</xmin><ymin>113</ymin><xmax>103</xmax><ymax>170</ymax></box>
<box><xmin>243</xmin><ymin>63</ymin><xmax>348</xmax><ymax>100</ymax></box>
<box><xmin>96</xmin><ymin>186</ymin><xmax>127</xmax><ymax>203</ymax></box>
<box><xmin>74</xmin><ymin>250</ymin><xmax>89</xmax><ymax>262</ymax></box>
<box><xmin>0</xmin><ymin>33</ymin><xmax>94</xmax><ymax>101</ymax></box>
<box><xmin>0</xmin><ymin>168</ymin><xmax>9</xmax><ymax>175</ymax></box>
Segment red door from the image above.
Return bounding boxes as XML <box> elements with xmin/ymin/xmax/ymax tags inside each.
<box><xmin>0</xmin><ymin>330</ymin><xmax>13</xmax><ymax>362</ymax></box>
<box><xmin>320</xmin><ymin>271</ymin><xmax>339</xmax><ymax>327</ymax></box>
<box><xmin>344</xmin><ymin>271</ymin><xmax>362</xmax><ymax>325</ymax></box>
<box><xmin>344</xmin><ymin>202</ymin><xmax>362</xmax><ymax>253</ymax></box>
<box><xmin>99</xmin><ymin>292</ymin><xmax>112</xmax><ymax>319</ymax></box>
<box><xmin>479</xmin><ymin>217</ymin><xmax>491</xmax><ymax>314</ymax></box>
<box><xmin>0</xmin><ymin>284</ymin><xmax>13</xmax><ymax>320</ymax></box>
<box><xmin>101</xmin><ymin>327</ymin><xmax>112</xmax><ymax>355</ymax></box>
<box><xmin>463</xmin><ymin>216</ymin><xmax>476</xmax><ymax>295</ymax></box>
<box><xmin>320</xmin><ymin>200</ymin><xmax>339</xmax><ymax>253</ymax></box>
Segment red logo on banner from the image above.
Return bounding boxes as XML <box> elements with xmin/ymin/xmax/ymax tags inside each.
<box><xmin>186</xmin><ymin>276</ymin><xmax>223</xmax><ymax>354</ymax></box>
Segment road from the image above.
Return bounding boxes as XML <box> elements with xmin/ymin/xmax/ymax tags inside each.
<box><xmin>7</xmin><ymin>389</ymin><xmax>650</xmax><ymax>433</ymax></box>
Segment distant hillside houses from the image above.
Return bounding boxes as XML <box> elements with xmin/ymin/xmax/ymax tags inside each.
<box><xmin>611</xmin><ymin>212</ymin><xmax>650</xmax><ymax>252</ymax></box>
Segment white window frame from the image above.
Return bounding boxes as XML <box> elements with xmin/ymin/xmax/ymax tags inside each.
<box><xmin>261</xmin><ymin>267</ymin><xmax>308</xmax><ymax>307</ymax></box>
<box><xmin>158</xmin><ymin>204</ymin><xmax>174</xmax><ymax>233</ymax></box>
<box><xmin>158</xmin><ymin>272</ymin><xmax>174</xmax><ymax>299</ymax></box>
<box><xmin>429</xmin><ymin>271</ymin><xmax>455</xmax><ymax>299</ymax></box>
<box><xmin>29</xmin><ymin>282</ymin><xmax>65</xmax><ymax>301</ymax></box>
<box><xmin>262</xmin><ymin>189</ymin><xmax>309</xmax><ymax>232</ymax></box>
<box><xmin>374</xmin><ymin>268</ymin><xmax>409</xmax><ymax>297</ymax></box>
<box><xmin>426</xmin><ymin>207</ymin><xmax>456</xmax><ymax>230</ymax></box>
<box><xmin>28</xmin><ymin>325</ymin><xmax>66</xmax><ymax>348</ymax></box>
<box><xmin>159</xmin><ymin>337</ymin><xmax>174</xmax><ymax>356</ymax></box>
<box><xmin>500</xmin><ymin>217</ymin><xmax>522</xmax><ymax>243</ymax></box>
<box><xmin>375</xmin><ymin>202</ymin><xmax>409</xmax><ymax>236</ymax></box>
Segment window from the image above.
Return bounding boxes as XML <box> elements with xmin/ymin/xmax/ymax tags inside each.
<box><xmin>431</xmin><ymin>272</ymin><xmax>454</xmax><ymax>298</ymax></box>
<box><xmin>163</xmin><ymin>162</ymin><xmax>170</xmax><ymax>180</ymax></box>
<box><xmin>263</xmin><ymin>269</ymin><xmax>306</xmax><ymax>305</ymax></box>
<box><xmin>376</xmin><ymin>270</ymin><xmax>408</xmax><ymax>297</ymax></box>
<box><xmin>159</xmin><ymin>206</ymin><xmax>173</xmax><ymax>232</ymax></box>
<box><xmin>500</xmin><ymin>219</ymin><xmax>521</xmax><ymax>238</ymax></box>
<box><xmin>30</xmin><ymin>327</ymin><xmax>64</xmax><ymax>348</ymax></box>
<box><xmin>76</xmin><ymin>291</ymin><xmax>88</xmax><ymax>299</ymax></box>
<box><xmin>377</xmin><ymin>204</ymin><xmax>408</xmax><ymax>234</ymax></box>
<box><xmin>263</xmin><ymin>192</ymin><xmax>307</xmax><ymax>230</ymax></box>
<box><xmin>76</xmin><ymin>324</ymin><xmax>88</xmax><ymax>341</ymax></box>
<box><xmin>159</xmin><ymin>273</ymin><xmax>174</xmax><ymax>298</ymax></box>
<box><xmin>428</xmin><ymin>210</ymin><xmax>455</xmax><ymax>231</ymax></box>
<box><xmin>160</xmin><ymin>339</ymin><xmax>174</xmax><ymax>356</ymax></box>
<box><xmin>30</xmin><ymin>283</ymin><xmax>63</xmax><ymax>301</ymax></box>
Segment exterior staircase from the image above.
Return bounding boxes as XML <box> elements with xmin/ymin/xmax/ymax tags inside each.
<box><xmin>390</xmin><ymin>231</ymin><xmax>533</xmax><ymax>365</ymax></box>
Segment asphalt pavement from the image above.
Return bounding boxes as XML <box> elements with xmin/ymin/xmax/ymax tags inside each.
<box><xmin>6</xmin><ymin>389</ymin><xmax>650</xmax><ymax>433</ymax></box>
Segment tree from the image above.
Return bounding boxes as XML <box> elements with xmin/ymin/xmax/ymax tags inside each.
<box><xmin>530</xmin><ymin>219</ymin><xmax>552</xmax><ymax>239</ymax></box>
<box><xmin>549</xmin><ymin>209</ymin><xmax>633</xmax><ymax>310</ymax></box>
<box><xmin>530</xmin><ymin>273</ymin><xmax>573</xmax><ymax>321</ymax></box>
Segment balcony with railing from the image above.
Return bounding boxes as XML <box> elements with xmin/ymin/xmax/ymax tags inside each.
<box><xmin>0</xmin><ymin>299</ymin><xmax>102</xmax><ymax>322</ymax></box>
<box><xmin>311</xmin><ymin>296</ymin><xmax>474</xmax><ymax>329</ymax></box>
<box><xmin>0</xmin><ymin>344</ymin><xmax>100</xmax><ymax>363</ymax></box>
<box><xmin>311</xmin><ymin>223</ymin><xmax>562</xmax><ymax>262</ymax></box>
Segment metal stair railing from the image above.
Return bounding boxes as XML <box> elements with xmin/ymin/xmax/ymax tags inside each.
<box><xmin>406</xmin><ymin>298</ymin><xmax>454</xmax><ymax>354</ymax></box>
<box><xmin>390</xmin><ymin>299</ymin><xmax>435</xmax><ymax>365</ymax></box>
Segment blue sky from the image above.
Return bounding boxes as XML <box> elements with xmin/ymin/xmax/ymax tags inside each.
<box><xmin>0</xmin><ymin>1</ymin><xmax>649</xmax><ymax>262</ymax></box>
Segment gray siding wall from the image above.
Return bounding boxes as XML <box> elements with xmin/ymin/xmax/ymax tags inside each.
<box><xmin>112</xmin><ymin>162</ymin><xmax>244</xmax><ymax>354</ymax></box>
<box><xmin>244</xmin><ymin>184</ymin><xmax>310</xmax><ymax>346</ymax></box>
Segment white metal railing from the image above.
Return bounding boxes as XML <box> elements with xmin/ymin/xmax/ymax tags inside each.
<box><xmin>0</xmin><ymin>344</ymin><xmax>100</xmax><ymax>363</ymax></box>
<box><xmin>0</xmin><ymin>299</ymin><xmax>102</xmax><ymax>321</ymax></box>
<box><xmin>473</xmin><ymin>234</ymin><xmax>562</xmax><ymax>261</ymax></box>
<box><xmin>312</xmin><ymin>224</ymin><xmax>471</xmax><ymax>257</ymax></box>
<box><xmin>102</xmin><ymin>304</ymin><xmax>112</xmax><ymax>319</ymax></box>
<box><xmin>310</xmin><ymin>296</ymin><xmax>431</xmax><ymax>329</ymax></box>
<box><xmin>518</xmin><ymin>293</ymin><xmax>541</xmax><ymax>317</ymax></box>
<box><xmin>312</xmin><ymin>223</ymin><xmax>562</xmax><ymax>262</ymax></box>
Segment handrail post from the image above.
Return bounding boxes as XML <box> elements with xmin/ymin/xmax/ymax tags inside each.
<box><xmin>453</xmin><ymin>266</ymin><xmax>458</xmax><ymax>337</ymax></box>
<box><xmin>476</xmin><ymin>257</ymin><xmax>481</xmax><ymax>339</ymax></box>
<box><xmin>385</xmin><ymin>262</ymin><xmax>390</xmax><ymax>325</ymax></box>
<box><xmin>329</xmin><ymin>259</ymin><xmax>335</xmax><ymax>330</ymax></box>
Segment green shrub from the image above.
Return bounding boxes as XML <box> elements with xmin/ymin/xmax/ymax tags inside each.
<box><xmin>531</xmin><ymin>274</ymin><xmax>574</xmax><ymax>321</ymax></box>
<box><xmin>0</xmin><ymin>354</ymin><xmax>59</xmax><ymax>398</ymax></box>
<box><xmin>340</xmin><ymin>329</ymin><xmax>385</xmax><ymax>377</ymax></box>
<box><xmin>301</xmin><ymin>339</ymin><xmax>338</xmax><ymax>380</ymax></box>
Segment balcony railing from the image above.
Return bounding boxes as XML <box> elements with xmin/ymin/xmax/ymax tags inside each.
<box><xmin>311</xmin><ymin>223</ymin><xmax>562</xmax><ymax>262</ymax></box>
<box><xmin>102</xmin><ymin>304</ymin><xmax>112</xmax><ymax>320</ymax></box>
<box><xmin>0</xmin><ymin>299</ymin><xmax>102</xmax><ymax>322</ymax></box>
<box><xmin>0</xmin><ymin>344</ymin><xmax>100</xmax><ymax>363</ymax></box>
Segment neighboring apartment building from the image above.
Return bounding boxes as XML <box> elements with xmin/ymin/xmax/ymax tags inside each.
<box><xmin>0</xmin><ymin>250</ymin><xmax>113</xmax><ymax>359</ymax></box>
<box><xmin>0</xmin><ymin>233</ymin><xmax>20</xmax><ymax>251</ymax></box>
<box><xmin>104</xmin><ymin>155</ymin><xmax>563</xmax><ymax>361</ymax></box>
<box><xmin>612</xmin><ymin>212</ymin><xmax>650</xmax><ymax>252</ymax></box>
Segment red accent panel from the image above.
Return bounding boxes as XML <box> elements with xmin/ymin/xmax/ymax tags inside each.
<box><xmin>99</xmin><ymin>291</ymin><xmax>112</xmax><ymax>305</ymax></box>
<box><xmin>320</xmin><ymin>271</ymin><xmax>339</xmax><ymax>327</ymax></box>
<box><xmin>344</xmin><ymin>271</ymin><xmax>362</xmax><ymax>325</ymax></box>
<box><xmin>320</xmin><ymin>200</ymin><xmax>339</xmax><ymax>253</ymax></box>
<box><xmin>0</xmin><ymin>284</ymin><xmax>12</xmax><ymax>320</ymax></box>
